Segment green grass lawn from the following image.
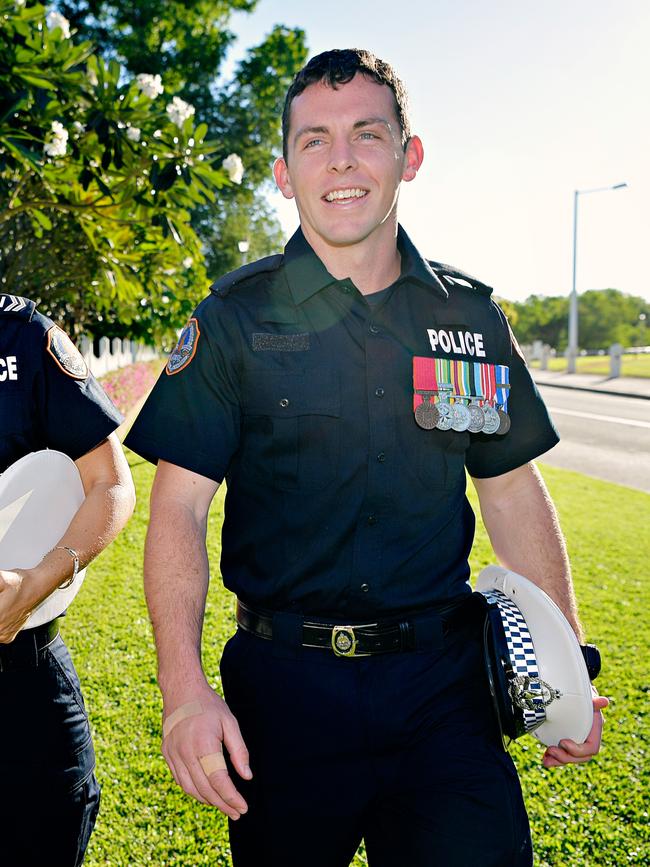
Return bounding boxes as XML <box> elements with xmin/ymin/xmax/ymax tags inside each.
<box><xmin>529</xmin><ymin>354</ymin><xmax>650</xmax><ymax>378</ymax></box>
<box><xmin>67</xmin><ymin>455</ymin><xmax>649</xmax><ymax>866</ymax></box>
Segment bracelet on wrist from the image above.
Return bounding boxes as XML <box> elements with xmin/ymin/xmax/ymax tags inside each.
<box><xmin>55</xmin><ymin>546</ymin><xmax>80</xmax><ymax>589</ymax></box>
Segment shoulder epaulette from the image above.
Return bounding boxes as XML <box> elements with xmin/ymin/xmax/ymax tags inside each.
<box><xmin>427</xmin><ymin>261</ymin><xmax>493</xmax><ymax>297</ymax></box>
<box><xmin>0</xmin><ymin>294</ymin><xmax>36</xmax><ymax>319</ymax></box>
<box><xmin>210</xmin><ymin>254</ymin><xmax>284</xmax><ymax>298</ymax></box>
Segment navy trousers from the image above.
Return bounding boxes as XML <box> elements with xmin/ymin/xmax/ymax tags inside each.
<box><xmin>221</xmin><ymin>605</ymin><xmax>533</xmax><ymax>867</ymax></box>
<box><xmin>0</xmin><ymin>632</ymin><xmax>100</xmax><ymax>866</ymax></box>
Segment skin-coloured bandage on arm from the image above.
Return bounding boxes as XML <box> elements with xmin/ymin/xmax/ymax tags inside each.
<box><xmin>162</xmin><ymin>700</ymin><xmax>204</xmax><ymax>738</ymax></box>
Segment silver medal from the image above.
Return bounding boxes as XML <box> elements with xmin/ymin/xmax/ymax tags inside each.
<box><xmin>436</xmin><ymin>401</ymin><xmax>453</xmax><ymax>431</ymax></box>
<box><xmin>451</xmin><ymin>402</ymin><xmax>471</xmax><ymax>432</ymax></box>
<box><xmin>482</xmin><ymin>405</ymin><xmax>501</xmax><ymax>435</ymax></box>
<box><xmin>467</xmin><ymin>402</ymin><xmax>485</xmax><ymax>433</ymax></box>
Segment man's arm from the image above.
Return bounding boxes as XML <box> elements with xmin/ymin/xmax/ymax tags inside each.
<box><xmin>472</xmin><ymin>461</ymin><xmax>608</xmax><ymax>767</ymax></box>
<box><xmin>144</xmin><ymin>460</ymin><xmax>251</xmax><ymax>820</ymax></box>
<box><xmin>0</xmin><ymin>433</ymin><xmax>135</xmax><ymax>641</ymax></box>
<box><xmin>472</xmin><ymin>460</ymin><xmax>581</xmax><ymax>637</ymax></box>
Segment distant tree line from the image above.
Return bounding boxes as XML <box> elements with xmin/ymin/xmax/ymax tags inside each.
<box><xmin>498</xmin><ymin>289</ymin><xmax>649</xmax><ymax>352</ymax></box>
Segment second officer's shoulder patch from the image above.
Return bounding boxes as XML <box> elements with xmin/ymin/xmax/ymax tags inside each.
<box><xmin>166</xmin><ymin>317</ymin><xmax>200</xmax><ymax>375</ymax></box>
<box><xmin>46</xmin><ymin>326</ymin><xmax>89</xmax><ymax>380</ymax></box>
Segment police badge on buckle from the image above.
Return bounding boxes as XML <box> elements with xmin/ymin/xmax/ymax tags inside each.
<box><xmin>166</xmin><ymin>318</ymin><xmax>200</xmax><ymax>375</ymax></box>
<box><xmin>331</xmin><ymin>626</ymin><xmax>358</xmax><ymax>657</ymax></box>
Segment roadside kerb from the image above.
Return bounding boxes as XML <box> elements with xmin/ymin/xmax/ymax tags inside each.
<box><xmin>532</xmin><ymin>370</ymin><xmax>650</xmax><ymax>401</ymax></box>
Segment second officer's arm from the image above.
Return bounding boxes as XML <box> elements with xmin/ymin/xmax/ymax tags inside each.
<box><xmin>0</xmin><ymin>433</ymin><xmax>135</xmax><ymax>642</ymax></box>
<box><xmin>144</xmin><ymin>459</ymin><xmax>252</xmax><ymax>821</ymax></box>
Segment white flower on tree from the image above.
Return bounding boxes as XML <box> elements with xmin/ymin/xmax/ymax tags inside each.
<box><xmin>43</xmin><ymin>121</ymin><xmax>68</xmax><ymax>158</ymax></box>
<box><xmin>136</xmin><ymin>73</ymin><xmax>164</xmax><ymax>99</ymax></box>
<box><xmin>166</xmin><ymin>96</ymin><xmax>195</xmax><ymax>127</ymax></box>
<box><xmin>182</xmin><ymin>256</ymin><xmax>193</xmax><ymax>269</ymax></box>
<box><xmin>222</xmin><ymin>153</ymin><xmax>244</xmax><ymax>185</ymax></box>
<box><xmin>126</xmin><ymin>126</ymin><xmax>142</xmax><ymax>142</ymax></box>
<box><xmin>45</xmin><ymin>10</ymin><xmax>71</xmax><ymax>38</ymax></box>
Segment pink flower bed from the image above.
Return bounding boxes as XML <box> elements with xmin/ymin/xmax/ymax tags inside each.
<box><xmin>99</xmin><ymin>360</ymin><xmax>162</xmax><ymax>415</ymax></box>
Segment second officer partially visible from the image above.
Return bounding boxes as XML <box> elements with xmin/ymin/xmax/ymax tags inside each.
<box><xmin>0</xmin><ymin>294</ymin><xmax>135</xmax><ymax>866</ymax></box>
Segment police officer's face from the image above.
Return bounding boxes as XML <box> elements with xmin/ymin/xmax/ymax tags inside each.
<box><xmin>274</xmin><ymin>74</ymin><xmax>423</xmax><ymax>256</ymax></box>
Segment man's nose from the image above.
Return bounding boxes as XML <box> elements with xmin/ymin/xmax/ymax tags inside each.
<box><xmin>327</xmin><ymin>138</ymin><xmax>358</xmax><ymax>173</ymax></box>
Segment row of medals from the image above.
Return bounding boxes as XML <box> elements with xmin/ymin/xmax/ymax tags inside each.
<box><xmin>415</xmin><ymin>387</ymin><xmax>511</xmax><ymax>435</ymax></box>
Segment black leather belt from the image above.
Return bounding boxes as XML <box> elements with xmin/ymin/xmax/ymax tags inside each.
<box><xmin>236</xmin><ymin>598</ymin><xmax>471</xmax><ymax>657</ymax></box>
<box><xmin>0</xmin><ymin>618</ymin><xmax>60</xmax><ymax>672</ymax></box>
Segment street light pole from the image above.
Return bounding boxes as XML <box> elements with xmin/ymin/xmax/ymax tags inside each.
<box><xmin>567</xmin><ymin>182</ymin><xmax>628</xmax><ymax>373</ymax></box>
<box><xmin>238</xmin><ymin>239</ymin><xmax>250</xmax><ymax>265</ymax></box>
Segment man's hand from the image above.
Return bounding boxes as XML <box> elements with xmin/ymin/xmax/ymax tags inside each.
<box><xmin>542</xmin><ymin>692</ymin><xmax>609</xmax><ymax>768</ymax></box>
<box><xmin>161</xmin><ymin>683</ymin><xmax>252</xmax><ymax>820</ymax></box>
<box><xmin>0</xmin><ymin>569</ymin><xmax>31</xmax><ymax>643</ymax></box>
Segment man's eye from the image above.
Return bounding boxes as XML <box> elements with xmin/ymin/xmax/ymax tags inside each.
<box><xmin>359</xmin><ymin>132</ymin><xmax>379</xmax><ymax>140</ymax></box>
<box><xmin>305</xmin><ymin>138</ymin><xmax>324</xmax><ymax>148</ymax></box>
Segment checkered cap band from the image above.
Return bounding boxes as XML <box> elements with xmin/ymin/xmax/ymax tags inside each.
<box><xmin>484</xmin><ymin>589</ymin><xmax>547</xmax><ymax>732</ymax></box>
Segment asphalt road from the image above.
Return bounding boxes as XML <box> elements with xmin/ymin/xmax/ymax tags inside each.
<box><xmin>536</xmin><ymin>385</ymin><xmax>650</xmax><ymax>494</ymax></box>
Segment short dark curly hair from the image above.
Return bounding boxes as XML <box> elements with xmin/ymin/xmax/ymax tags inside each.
<box><xmin>281</xmin><ymin>48</ymin><xmax>411</xmax><ymax>161</ymax></box>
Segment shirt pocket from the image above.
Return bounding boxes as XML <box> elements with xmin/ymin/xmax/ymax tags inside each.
<box><xmin>240</xmin><ymin>369</ymin><xmax>341</xmax><ymax>491</ymax></box>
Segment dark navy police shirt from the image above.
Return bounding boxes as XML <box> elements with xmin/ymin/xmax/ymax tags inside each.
<box><xmin>0</xmin><ymin>295</ymin><xmax>123</xmax><ymax>473</ymax></box>
<box><xmin>126</xmin><ymin>228</ymin><xmax>558</xmax><ymax>618</ymax></box>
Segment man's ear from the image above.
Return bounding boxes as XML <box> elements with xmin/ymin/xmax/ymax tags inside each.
<box><xmin>401</xmin><ymin>135</ymin><xmax>424</xmax><ymax>183</ymax></box>
<box><xmin>273</xmin><ymin>157</ymin><xmax>295</xmax><ymax>200</ymax></box>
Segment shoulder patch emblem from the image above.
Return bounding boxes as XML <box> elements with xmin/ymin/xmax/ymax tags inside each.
<box><xmin>46</xmin><ymin>326</ymin><xmax>89</xmax><ymax>380</ymax></box>
<box><xmin>166</xmin><ymin>318</ymin><xmax>200</xmax><ymax>375</ymax></box>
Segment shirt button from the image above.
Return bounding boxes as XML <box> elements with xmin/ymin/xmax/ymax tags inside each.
<box><xmin>341</xmin><ymin>284</ymin><xmax>353</xmax><ymax>294</ymax></box>
<box><xmin>360</xmin><ymin>583</ymin><xmax>370</xmax><ymax>593</ymax></box>
<box><xmin>367</xmin><ymin>515</ymin><xmax>377</xmax><ymax>525</ymax></box>
<box><xmin>369</xmin><ymin>324</ymin><xmax>380</xmax><ymax>334</ymax></box>
<box><xmin>279</xmin><ymin>398</ymin><xmax>290</xmax><ymax>408</ymax></box>
<box><xmin>376</xmin><ymin>452</ymin><xmax>386</xmax><ymax>463</ymax></box>
<box><xmin>375</xmin><ymin>387</ymin><xmax>385</xmax><ymax>398</ymax></box>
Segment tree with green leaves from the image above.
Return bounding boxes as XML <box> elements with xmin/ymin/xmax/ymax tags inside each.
<box><xmin>1</xmin><ymin>1</ymin><xmax>306</xmax><ymax>342</ymax></box>
<box><xmin>510</xmin><ymin>289</ymin><xmax>649</xmax><ymax>351</ymax></box>
<box><xmin>59</xmin><ymin>0</ymin><xmax>307</xmax><ymax>285</ymax></box>
<box><xmin>0</xmin><ymin>0</ymin><xmax>234</xmax><ymax>340</ymax></box>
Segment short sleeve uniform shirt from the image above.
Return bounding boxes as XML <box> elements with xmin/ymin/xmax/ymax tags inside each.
<box><xmin>0</xmin><ymin>295</ymin><xmax>123</xmax><ymax>473</ymax></box>
<box><xmin>126</xmin><ymin>228</ymin><xmax>558</xmax><ymax>619</ymax></box>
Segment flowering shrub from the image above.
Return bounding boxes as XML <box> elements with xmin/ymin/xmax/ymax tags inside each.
<box><xmin>99</xmin><ymin>360</ymin><xmax>162</xmax><ymax>415</ymax></box>
<box><xmin>222</xmin><ymin>152</ymin><xmax>244</xmax><ymax>184</ymax></box>
<box><xmin>166</xmin><ymin>96</ymin><xmax>195</xmax><ymax>127</ymax></box>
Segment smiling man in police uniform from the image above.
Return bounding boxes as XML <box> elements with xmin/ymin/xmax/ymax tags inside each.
<box><xmin>0</xmin><ymin>294</ymin><xmax>135</xmax><ymax>865</ymax></box>
<box><xmin>126</xmin><ymin>49</ymin><xmax>607</xmax><ymax>866</ymax></box>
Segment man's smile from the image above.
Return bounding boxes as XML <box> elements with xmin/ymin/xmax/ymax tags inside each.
<box><xmin>323</xmin><ymin>187</ymin><xmax>369</xmax><ymax>203</ymax></box>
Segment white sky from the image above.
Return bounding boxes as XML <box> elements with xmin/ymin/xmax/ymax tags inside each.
<box><xmin>225</xmin><ymin>0</ymin><xmax>650</xmax><ymax>303</ymax></box>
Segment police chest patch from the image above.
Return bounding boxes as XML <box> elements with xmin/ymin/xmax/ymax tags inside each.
<box><xmin>46</xmin><ymin>326</ymin><xmax>88</xmax><ymax>380</ymax></box>
<box><xmin>166</xmin><ymin>318</ymin><xmax>200</xmax><ymax>375</ymax></box>
<box><xmin>427</xmin><ymin>327</ymin><xmax>486</xmax><ymax>357</ymax></box>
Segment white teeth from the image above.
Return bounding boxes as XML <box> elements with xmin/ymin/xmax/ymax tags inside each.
<box><xmin>324</xmin><ymin>188</ymin><xmax>367</xmax><ymax>202</ymax></box>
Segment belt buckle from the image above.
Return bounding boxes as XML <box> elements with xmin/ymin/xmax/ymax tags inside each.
<box><xmin>331</xmin><ymin>625</ymin><xmax>358</xmax><ymax>657</ymax></box>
